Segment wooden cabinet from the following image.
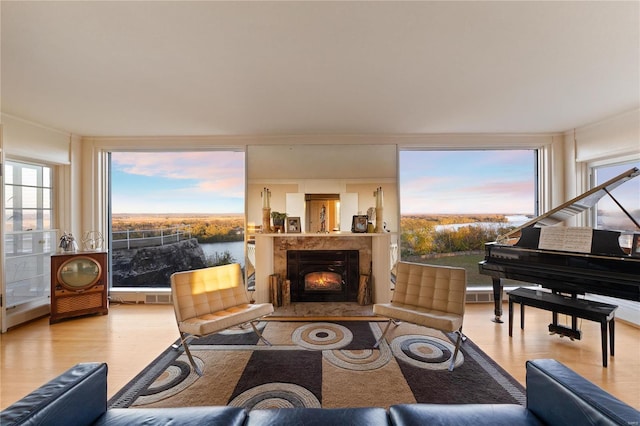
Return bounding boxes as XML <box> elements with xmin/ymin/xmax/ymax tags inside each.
<box><xmin>50</xmin><ymin>251</ymin><xmax>108</xmax><ymax>324</ymax></box>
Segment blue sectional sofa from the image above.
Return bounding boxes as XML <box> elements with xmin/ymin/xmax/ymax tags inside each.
<box><xmin>1</xmin><ymin>359</ymin><xmax>638</xmax><ymax>425</ymax></box>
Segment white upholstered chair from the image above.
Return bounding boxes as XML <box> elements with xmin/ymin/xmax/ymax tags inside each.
<box><xmin>373</xmin><ymin>261</ymin><xmax>467</xmax><ymax>371</ymax></box>
<box><xmin>171</xmin><ymin>263</ymin><xmax>274</xmax><ymax>376</ymax></box>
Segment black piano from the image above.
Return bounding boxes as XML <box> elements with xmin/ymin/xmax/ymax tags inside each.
<box><xmin>479</xmin><ymin>167</ymin><xmax>640</xmax><ymax>326</ymax></box>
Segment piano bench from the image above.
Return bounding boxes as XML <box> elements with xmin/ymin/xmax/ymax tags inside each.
<box><xmin>507</xmin><ymin>287</ymin><xmax>618</xmax><ymax>367</ymax></box>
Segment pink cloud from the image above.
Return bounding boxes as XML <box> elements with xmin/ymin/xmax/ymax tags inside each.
<box><xmin>112</xmin><ymin>151</ymin><xmax>245</xmax><ymax>198</ymax></box>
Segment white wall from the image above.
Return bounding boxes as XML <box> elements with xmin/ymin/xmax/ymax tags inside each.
<box><xmin>563</xmin><ymin>109</ymin><xmax>640</xmax><ymax>223</ymax></box>
<box><xmin>0</xmin><ymin>114</ymin><xmax>77</xmax><ymax>236</ymax></box>
<box><xmin>1</xmin><ymin>114</ymin><xmax>70</xmax><ymax>165</ymax></box>
<box><xmin>573</xmin><ymin>109</ymin><xmax>640</xmax><ymax>163</ymax></box>
<box><xmin>566</xmin><ymin>107</ymin><xmax>640</xmax><ymax>324</ymax></box>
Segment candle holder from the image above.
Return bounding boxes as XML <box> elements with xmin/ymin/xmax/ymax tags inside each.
<box><xmin>375</xmin><ymin>207</ymin><xmax>384</xmax><ymax>233</ymax></box>
<box><xmin>262</xmin><ymin>208</ymin><xmax>273</xmax><ymax>233</ymax></box>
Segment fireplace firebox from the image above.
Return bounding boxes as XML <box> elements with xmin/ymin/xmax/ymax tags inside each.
<box><xmin>287</xmin><ymin>250</ymin><xmax>359</xmax><ymax>302</ymax></box>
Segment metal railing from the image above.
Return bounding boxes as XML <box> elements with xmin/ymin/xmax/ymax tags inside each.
<box><xmin>112</xmin><ymin>225</ymin><xmax>192</xmax><ymax>250</ymax></box>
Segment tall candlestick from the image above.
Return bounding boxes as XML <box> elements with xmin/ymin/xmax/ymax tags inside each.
<box><xmin>262</xmin><ymin>207</ymin><xmax>272</xmax><ymax>233</ymax></box>
<box><xmin>375</xmin><ymin>207</ymin><xmax>384</xmax><ymax>233</ymax></box>
<box><xmin>376</xmin><ymin>187</ymin><xmax>383</xmax><ymax>209</ymax></box>
<box><xmin>262</xmin><ymin>188</ymin><xmax>272</xmax><ymax>209</ymax></box>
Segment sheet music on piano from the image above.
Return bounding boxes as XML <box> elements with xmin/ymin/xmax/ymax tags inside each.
<box><xmin>538</xmin><ymin>227</ymin><xmax>593</xmax><ymax>253</ymax></box>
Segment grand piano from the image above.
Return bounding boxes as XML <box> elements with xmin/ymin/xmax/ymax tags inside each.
<box><xmin>479</xmin><ymin>167</ymin><xmax>640</xmax><ymax>328</ymax></box>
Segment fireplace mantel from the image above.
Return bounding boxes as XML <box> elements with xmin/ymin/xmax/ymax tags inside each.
<box><xmin>253</xmin><ymin>233</ymin><xmax>392</xmax><ymax>304</ymax></box>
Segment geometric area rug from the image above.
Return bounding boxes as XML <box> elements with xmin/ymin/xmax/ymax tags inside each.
<box><xmin>108</xmin><ymin>321</ymin><xmax>525</xmax><ymax>410</ymax></box>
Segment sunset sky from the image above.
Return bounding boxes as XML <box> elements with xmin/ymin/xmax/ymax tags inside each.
<box><xmin>111</xmin><ymin>150</ymin><xmax>637</xmax><ymax>218</ymax></box>
<box><xmin>111</xmin><ymin>151</ymin><xmax>245</xmax><ymax>214</ymax></box>
<box><xmin>398</xmin><ymin>150</ymin><xmax>535</xmax><ymax>215</ymax></box>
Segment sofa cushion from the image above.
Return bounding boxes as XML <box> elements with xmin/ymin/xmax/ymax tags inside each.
<box><xmin>95</xmin><ymin>407</ymin><xmax>246</xmax><ymax>426</ymax></box>
<box><xmin>373</xmin><ymin>303</ymin><xmax>462</xmax><ymax>332</ymax></box>
<box><xmin>390</xmin><ymin>262</ymin><xmax>466</xmax><ymax>316</ymax></box>
<box><xmin>178</xmin><ymin>302</ymin><xmax>274</xmax><ymax>336</ymax></box>
<box><xmin>389</xmin><ymin>403</ymin><xmax>543</xmax><ymax>426</ymax></box>
<box><xmin>171</xmin><ymin>263</ymin><xmax>251</xmax><ymax>322</ymax></box>
<box><xmin>0</xmin><ymin>363</ymin><xmax>107</xmax><ymax>426</ymax></box>
<box><xmin>246</xmin><ymin>407</ymin><xmax>390</xmax><ymax>426</ymax></box>
<box><xmin>526</xmin><ymin>359</ymin><xmax>640</xmax><ymax>426</ymax></box>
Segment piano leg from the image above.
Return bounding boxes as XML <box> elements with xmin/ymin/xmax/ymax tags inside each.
<box><xmin>491</xmin><ymin>278</ymin><xmax>504</xmax><ymax>323</ymax></box>
<box><xmin>601</xmin><ymin>320</ymin><xmax>608</xmax><ymax>367</ymax></box>
<box><xmin>610</xmin><ymin>319</ymin><xmax>615</xmax><ymax>357</ymax></box>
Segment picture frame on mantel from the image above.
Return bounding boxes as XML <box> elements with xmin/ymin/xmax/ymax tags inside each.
<box><xmin>351</xmin><ymin>215</ymin><xmax>368</xmax><ymax>233</ymax></box>
<box><xmin>287</xmin><ymin>217</ymin><xmax>301</xmax><ymax>233</ymax></box>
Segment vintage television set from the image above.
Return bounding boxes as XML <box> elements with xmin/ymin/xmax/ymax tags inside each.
<box><xmin>50</xmin><ymin>251</ymin><xmax>108</xmax><ymax>324</ymax></box>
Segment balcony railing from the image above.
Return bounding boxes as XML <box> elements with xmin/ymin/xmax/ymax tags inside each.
<box><xmin>112</xmin><ymin>225</ymin><xmax>192</xmax><ymax>250</ymax></box>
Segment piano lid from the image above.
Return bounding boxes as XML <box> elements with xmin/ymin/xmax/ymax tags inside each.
<box><xmin>500</xmin><ymin>167</ymin><xmax>640</xmax><ymax>241</ymax></box>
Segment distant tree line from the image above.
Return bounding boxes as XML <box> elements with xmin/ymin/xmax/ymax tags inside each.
<box><xmin>400</xmin><ymin>215</ymin><xmax>515</xmax><ymax>256</ymax></box>
<box><xmin>112</xmin><ymin>213</ymin><xmax>516</xmax><ymax>255</ymax></box>
<box><xmin>112</xmin><ymin>215</ymin><xmax>244</xmax><ymax>244</ymax></box>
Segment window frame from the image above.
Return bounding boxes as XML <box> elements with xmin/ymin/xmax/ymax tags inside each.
<box><xmin>397</xmin><ymin>146</ymin><xmax>544</xmax><ymax>288</ymax></box>
<box><xmin>4</xmin><ymin>159</ymin><xmax>54</xmax><ymax>233</ymax></box>
<box><xmin>106</xmin><ymin>148</ymin><xmax>247</xmax><ymax>291</ymax></box>
<box><xmin>588</xmin><ymin>157</ymin><xmax>640</xmax><ymax>233</ymax></box>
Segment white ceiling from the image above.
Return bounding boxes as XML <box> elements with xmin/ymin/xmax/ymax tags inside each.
<box><xmin>1</xmin><ymin>1</ymin><xmax>638</xmax><ymax>138</ymax></box>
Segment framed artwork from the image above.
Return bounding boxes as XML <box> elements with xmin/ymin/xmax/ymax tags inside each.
<box><xmin>287</xmin><ymin>217</ymin><xmax>301</xmax><ymax>233</ymax></box>
<box><xmin>631</xmin><ymin>234</ymin><xmax>640</xmax><ymax>258</ymax></box>
<box><xmin>351</xmin><ymin>215</ymin><xmax>368</xmax><ymax>233</ymax></box>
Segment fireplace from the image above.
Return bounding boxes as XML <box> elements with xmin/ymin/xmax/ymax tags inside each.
<box><xmin>287</xmin><ymin>250</ymin><xmax>359</xmax><ymax>302</ymax></box>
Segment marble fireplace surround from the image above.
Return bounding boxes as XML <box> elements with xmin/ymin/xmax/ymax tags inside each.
<box><xmin>253</xmin><ymin>233</ymin><xmax>391</xmax><ymax>305</ymax></box>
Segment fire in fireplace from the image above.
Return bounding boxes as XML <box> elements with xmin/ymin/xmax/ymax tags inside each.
<box><xmin>305</xmin><ymin>271</ymin><xmax>342</xmax><ymax>291</ymax></box>
<box><xmin>287</xmin><ymin>250</ymin><xmax>359</xmax><ymax>302</ymax></box>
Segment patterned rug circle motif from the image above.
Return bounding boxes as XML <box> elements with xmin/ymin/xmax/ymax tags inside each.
<box><xmin>292</xmin><ymin>322</ymin><xmax>353</xmax><ymax>350</ymax></box>
<box><xmin>131</xmin><ymin>356</ymin><xmax>202</xmax><ymax>406</ymax></box>
<box><xmin>390</xmin><ymin>334</ymin><xmax>464</xmax><ymax>370</ymax></box>
<box><xmin>323</xmin><ymin>343</ymin><xmax>393</xmax><ymax>371</ymax></box>
<box><xmin>228</xmin><ymin>382</ymin><xmax>321</xmax><ymax>409</ymax></box>
<box><xmin>109</xmin><ymin>321</ymin><xmax>526</xmax><ymax>409</ymax></box>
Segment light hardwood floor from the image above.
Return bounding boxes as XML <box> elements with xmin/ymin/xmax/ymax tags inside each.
<box><xmin>1</xmin><ymin>302</ymin><xmax>639</xmax><ymax>410</ymax></box>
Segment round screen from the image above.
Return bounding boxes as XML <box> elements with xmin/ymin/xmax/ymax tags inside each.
<box><xmin>57</xmin><ymin>256</ymin><xmax>102</xmax><ymax>290</ymax></box>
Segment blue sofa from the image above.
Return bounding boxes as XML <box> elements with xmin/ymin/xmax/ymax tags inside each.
<box><xmin>1</xmin><ymin>359</ymin><xmax>638</xmax><ymax>425</ymax></box>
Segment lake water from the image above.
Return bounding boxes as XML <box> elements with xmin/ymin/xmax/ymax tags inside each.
<box><xmin>200</xmin><ymin>241</ymin><xmax>245</xmax><ymax>267</ymax></box>
<box><xmin>435</xmin><ymin>215</ymin><xmax>531</xmax><ymax>231</ymax></box>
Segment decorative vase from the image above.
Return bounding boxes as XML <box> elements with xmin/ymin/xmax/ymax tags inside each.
<box><xmin>262</xmin><ymin>208</ymin><xmax>272</xmax><ymax>233</ymax></box>
<box><xmin>375</xmin><ymin>207</ymin><xmax>384</xmax><ymax>233</ymax></box>
<box><xmin>273</xmin><ymin>218</ymin><xmax>285</xmax><ymax>233</ymax></box>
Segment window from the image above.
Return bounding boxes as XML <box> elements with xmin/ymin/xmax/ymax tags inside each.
<box><xmin>399</xmin><ymin>149</ymin><xmax>537</xmax><ymax>287</ymax></box>
<box><xmin>4</xmin><ymin>161</ymin><xmax>52</xmax><ymax>232</ymax></box>
<box><xmin>3</xmin><ymin>160</ymin><xmax>57</xmax><ymax>309</ymax></box>
<box><xmin>592</xmin><ymin>160</ymin><xmax>640</xmax><ymax>233</ymax></box>
<box><xmin>108</xmin><ymin>151</ymin><xmax>245</xmax><ymax>289</ymax></box>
